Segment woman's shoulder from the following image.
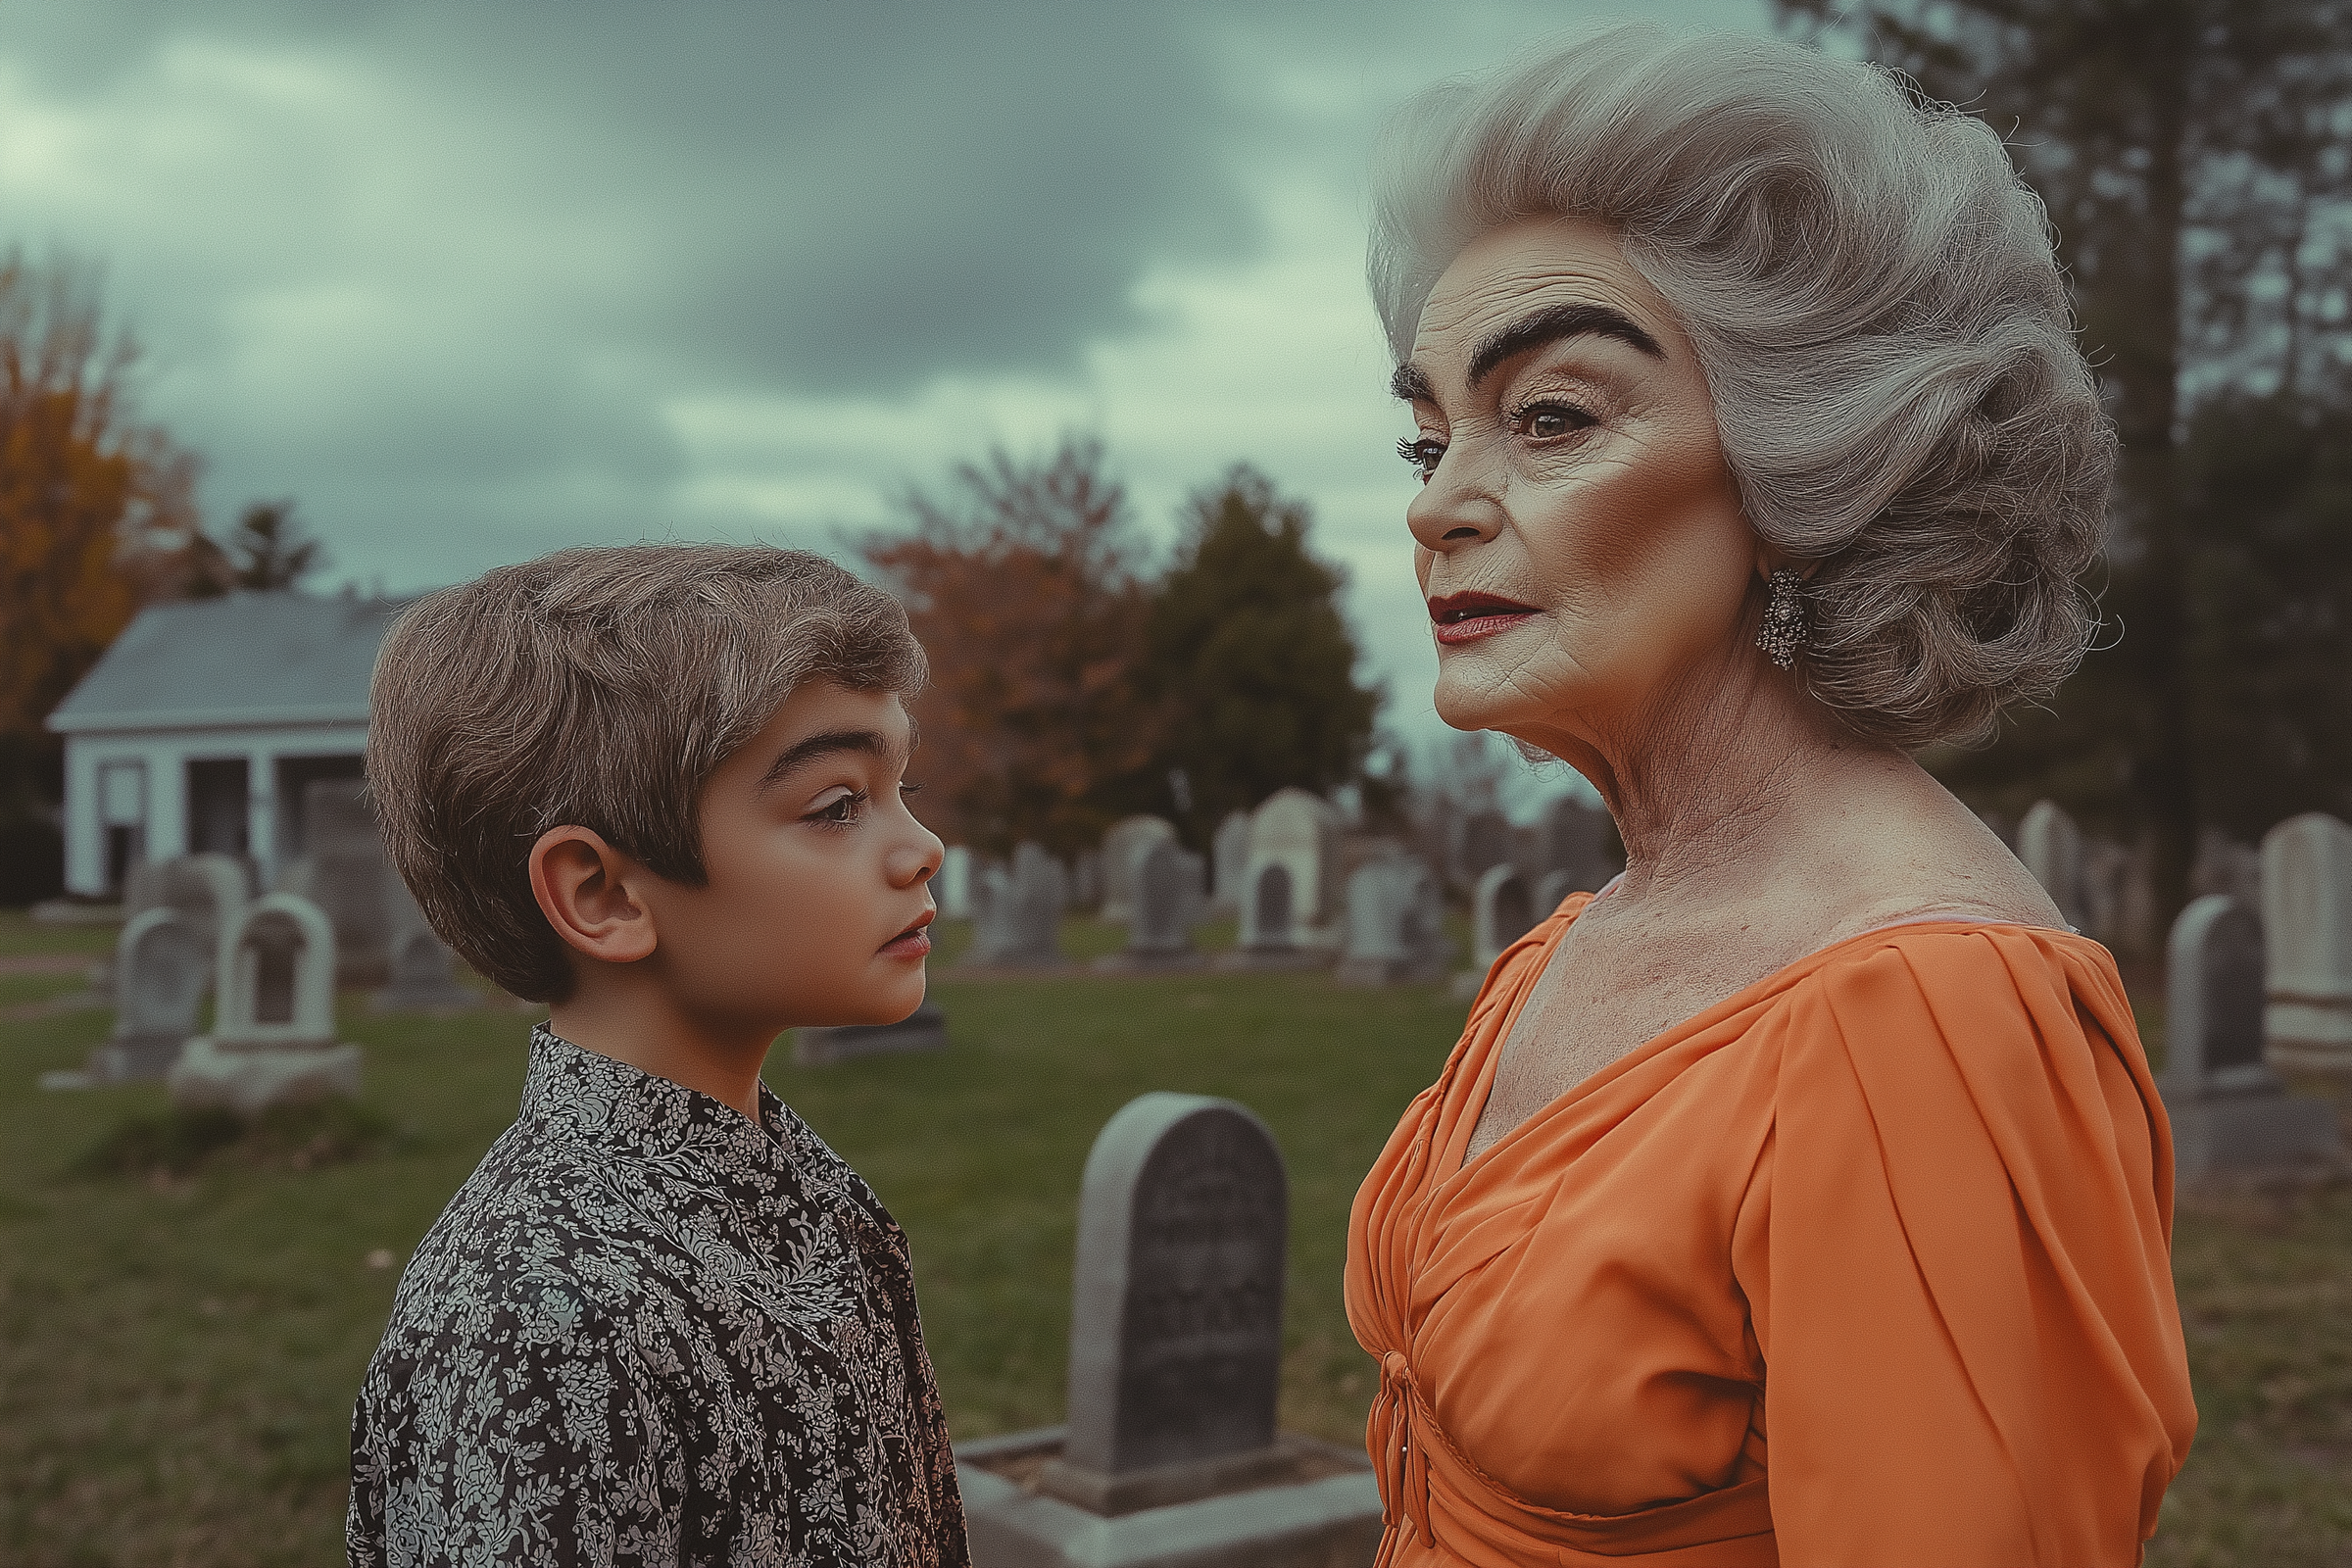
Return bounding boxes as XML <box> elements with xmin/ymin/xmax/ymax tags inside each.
<box><xmin>1779</xmin><ymin>918</ymin><xmax>2149</xmax><ymax>1114</ymax></box>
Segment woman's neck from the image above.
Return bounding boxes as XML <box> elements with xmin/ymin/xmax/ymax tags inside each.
<box><xmin>1515</xmin><ymin>651</ymin><xmax>1907</xmax><ymax>915</ymax></box>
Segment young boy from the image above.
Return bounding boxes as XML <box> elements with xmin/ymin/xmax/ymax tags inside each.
<box><xmin>348</xmin><ymin>545</ymin><xmax>967</xmax><ymax>1566</ymax></box>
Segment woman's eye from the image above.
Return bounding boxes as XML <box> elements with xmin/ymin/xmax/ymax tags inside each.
<box><xmin>1514</xmin><ymin>401</ymin><xmax>1596</xmax><ymax>441</ymax></box>
<box><xmin>1396</xmin><ymin>435</ymin><xmax>1446</xmax><ymax>482</ymax></box>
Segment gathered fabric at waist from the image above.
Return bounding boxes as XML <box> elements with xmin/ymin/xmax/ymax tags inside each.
<box><xmin>1369</xmin><ymin>1349</ymin><xmax>1778</xmax><ymax>1568</ymax></box>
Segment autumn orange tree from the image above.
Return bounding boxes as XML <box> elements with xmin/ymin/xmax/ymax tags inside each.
<box><xmin>859</xmin><ymin>436</ymin><xmax>1162</xmax><ymax>858</ymax></box>
<box><xmin>0</xmin><ymin>251</ymin><xmax>208</xmax><ymax>892</ymax></box>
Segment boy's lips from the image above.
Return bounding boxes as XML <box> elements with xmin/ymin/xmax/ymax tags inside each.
<box><xmin>1428</xmin><ymin>591</ymin><xmax>1541</xmax><ymax>646</ymax></box>
<box><xmin>879</xmin><ymin>911</ymin><xmax>934</xmax><ymax>959</ymax></box>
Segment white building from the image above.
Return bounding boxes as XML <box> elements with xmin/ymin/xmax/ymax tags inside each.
<box><xmin>47</xmin><ymin>591</ymin><xmax>407</xmax><ymax>898</ymax></box>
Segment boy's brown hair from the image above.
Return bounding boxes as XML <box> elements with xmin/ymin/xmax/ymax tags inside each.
<box><xmin>367</xmin><ymin>544</ymin><xmax>925</xmax><ymax>1002</ymax></box>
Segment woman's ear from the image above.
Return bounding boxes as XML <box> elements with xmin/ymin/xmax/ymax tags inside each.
<box><xmin>1754</xmin><ymin>544</ymin><xmax>1819</xmax><ymax>583</ymax></box>
<box><xmin>528</xmin><ymin>826</ymin><xmax>658</xmax><ymax>966</ymax></box>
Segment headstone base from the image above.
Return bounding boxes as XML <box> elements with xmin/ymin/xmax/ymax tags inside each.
<box><xmin>1092</xmin><ymin>949</ymin><xmax>1207</xmax><ymax>975</ymax></box>
<box><xmin>371</xmin><ymin>976</ymin><xmax>480</xmax><ymax>1013</ymax></box>
<box><xmin>86</xmin><ymin>1035</ymin><xmax>193</xmax><ymax>1083</ymax></box>
<box><xmin>169</xmin><ymin>1037</ymin><xmax>365</xmax><ymax>1117</ymax></box>
<box><xmin>793</xmin><ymin>1004</ymin><xmax>949</xmax><ymax>1066</ymax></box>
<box><xmin>1335</xmin><ymin>956</ymin><xmax>1447</xmax><ymax>989</ymax></box>
<box><xmin>1213</xmin><ymin>946</ymin><xmax>1335</xmax><ymax>975</ymax></box>
<box><xmin>957</xmin><ymin>1427</ymin><xmax>1382</xmax><ymax>1568</ymax></box>
<box><xmin>2166</xmin><ymin>1087</ymin><xmax>2343</xmax><ymax>1181</ymax></box>
<box><xmin>2266</xmin><ymin>1001</ymin><xmax>2352</xmax><ymax>1070</ymax></box>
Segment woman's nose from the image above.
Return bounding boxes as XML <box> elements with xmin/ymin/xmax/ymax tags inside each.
<box><xmin>1406</xmin><ymin>450</ymin><xmax>1504</xmax><ymax>553</ymax></box>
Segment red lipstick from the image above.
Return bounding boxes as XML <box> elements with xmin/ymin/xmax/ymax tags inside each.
<box><xmin>1428</xmin><ymin>592</ymin><xmax>1540</xmax><ymax>646</ymax></box>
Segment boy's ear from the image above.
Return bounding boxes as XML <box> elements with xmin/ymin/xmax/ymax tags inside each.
<box><xmin>528</xmin><ymin>826</ymin><xmax>659</xmax><ymax>966</ymax></box>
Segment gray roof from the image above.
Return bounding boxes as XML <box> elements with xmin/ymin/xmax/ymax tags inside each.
<box><xmin>47</xmin><ymin>591</ymin><xmax>411</xmax><ymax>735</ymax></box>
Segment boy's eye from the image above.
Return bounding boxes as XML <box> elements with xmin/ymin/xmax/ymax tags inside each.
<box><xmin>808</xmin><ymin>788</ymin><xmax>868</xmax><ymax>825</ymax></box>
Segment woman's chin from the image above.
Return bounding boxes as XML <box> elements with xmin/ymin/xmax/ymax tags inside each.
<box><xmin>1433</xmin><ymin>667</ymin><xmax>1544</xmax><ymax>735</ymax></box>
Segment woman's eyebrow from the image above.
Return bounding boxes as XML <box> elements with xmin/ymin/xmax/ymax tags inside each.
<box><xmin>1466</xmin><ymin>301</ymin><xmax>1665</xmax><ymax>389</ymax></box>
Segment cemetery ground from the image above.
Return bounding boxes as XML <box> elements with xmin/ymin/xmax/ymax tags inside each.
<box><xmin>0</xmin><ymin>913</ymin><xmax>2345</xmax><ymax>1566</ymax></box>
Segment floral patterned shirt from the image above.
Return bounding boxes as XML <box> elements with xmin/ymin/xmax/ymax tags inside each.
<box><xmin>347</xmin><ymin>1025</ymin><xmax>969</xmax><ymax>1567</ymax></box>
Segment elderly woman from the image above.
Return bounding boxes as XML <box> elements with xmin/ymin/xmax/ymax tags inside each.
<box><xmin>1344</xmin><ymin>25</ymin><xmax>2196</xmax><ymax>1568</ymax></box>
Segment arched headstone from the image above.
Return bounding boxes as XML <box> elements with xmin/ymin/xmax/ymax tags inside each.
<box><xmin>171</xmin><ymin>893</ymin><xmax>363</xmax><ymax>1115</ymax></box>
<box><xmin>1252</xmin><ymin>864</ymin><xmax>1293</xmax><ymax>950</ymax></box>
<box><xmin>1337</xmin><ymin>856</ymin><xmax>1449</xmax><ymax>987</ymax></box>
<box><xmin>2159</xmin><ymin>895</ymin><xmax>2340</xmax><ymax>1179</ymax></box>
<box><xmin>2262</xmin><ymin>811</ymin><xmax>2352</xmax><ymax>1068</ymax></box>
<box><xmin>1043</xmin><ymin>1094</ymin><xmax>1288</xmax><ymax>1508</ymax></box>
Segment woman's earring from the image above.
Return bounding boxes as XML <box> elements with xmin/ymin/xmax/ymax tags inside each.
<box><xmin>1756</xmin><ymin>567</ymin><xmax>1806</xmax><ymax>671</ymax></box>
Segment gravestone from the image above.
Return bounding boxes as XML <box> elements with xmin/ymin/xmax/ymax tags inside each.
<box><xmin>86</xmin><ymin>853</ymin><xmax>248</xmax><ymax>1000</ymax></box>
<box><xmin>72</xmin><ymin>910</ymin><xmax>212</xmax><ymax>1084</ymax></box>
<box><xmin>1337</xmin><ymin>856</ymin><xmax>1449</xmax><ymax>987</ymax></box>
<box><xmin>170</xmin><ymin>893</ymin><xmax>364</xmax><ymax>1116</ymax></box>
<box><xmin>1452</xmin><ymin>864</ymin><xmax>1540</xmax><ymax>1001</ymax></box>
<box><xmin>1095</xmin><ymin>840</ymin><xmax>1206</xmax><ymax>973</ymax></box>
<box><xmin>794</xmin><ymin>1002</ymin><xmax>950</xmax><ymax>1066</ymax></box>
<box><xmin>1454</xmin><ymin>809</ymin><xmax>1513</xmax><ymax>891</ymax></box>
<box><xmin>964</xmin><ymin>844</ymin><xmax>1071</xmax><ymax>969</ymax></box>
<box><xmin>1220</xmin><ymin>791</ymin><xmax>1340</xmax><ymax>970</ymax></box>
<box><xmin>956</xmin><ymin>1094</ymin><xmax>1379</xmax><ymax>1567</ymax></box>
<box><xmin>1210</xmin><ymin>811</ymin><xmax>1252</xmax><ymax>916</ymax></box>
<box><xmin>2158</xmin><ymin>895</ymin><xmax>2340</xmax><ymax>1180</ymax></box>
<box><xmin>371</xmin><ymin>915</ymin><xmax>478</xmax><ymax>1013</ymax></box>
<box><xmin>2262</xmin><ymin>812</ymin><xmax>2352</xmax><ymax>1069</ymax></box>
<box><xmin>1542</xmin><ymin>798</ymin><xmax>1619</xmax><ymax>894</ymax></box>
<box><xmin>1534</xmin><ymin>868</ymin><xmax>1576</xmax><ymax>914</ymax></box>
<box><xmin>2019</xmin><ymin>800</ymin><xmax>2086</xmax><ymax>929</ymax></box>
<box><xmin>939</xmin><ymin>847</ymin><xmax>975</xmax><ymax>920</ymax></box>
<box><xmin>303</xmin><ymin>779</ymin><xmax>393</xmax><ymax>985</ymax></box>
<box><xmin>2082</xmin><ymin>836</ymin><xmax>2154</xmax><ymax>958</ymax></box>
<box><xmin>1101</xmin><ymin>817</ymin><xmax>1178</xmax><ymax>924</ymax></box>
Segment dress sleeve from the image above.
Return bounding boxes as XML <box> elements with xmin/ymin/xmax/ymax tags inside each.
<box><xmin>1734</xmin><ymin>928</ymin><xmax>2196</xmax><ymax>1568</ymax></box>
<box><xmin>347</xmin><ymin>1273</ymin><xmax>684</xmax><ymax>1567</ymax></box>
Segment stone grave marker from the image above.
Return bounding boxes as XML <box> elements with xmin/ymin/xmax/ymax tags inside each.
<box><xmin>171</xmin><ymin>893</ymin><xmax>364</xmax><ymax>1116</ymax></box>
<box><xmin>2158</xmin><ymin>895</ymin><xmax>2340</xmax><ymax>1180</ymax></box>
<box><xmin>794</xmin><ymin>1002</ymin><xmax>950</xmax><ymax>1066</ymax></box>
<box><xmin>1221</xmin><ymin>791</ymin><xmax>1339</xmax><ymax>970</ymax></box>
<box><xmin>304</xmin><ymin>778</ymin><xmax>394</xmax><ymax>985</ymax></box>
<box><xmin>964</xmin><ymin>843</ymin><xmax>1070</xmax><ymax>969</ymax></box>
<box><xmin>1543</xmin><ymin>798</ymin><xmax>1619</xmax><ymax>894</ymax></box>
<box><xmin>2262</xmin><ymin>812</ymin><xmax>2352</xmax><ymax>1069</ymax></box>
<box><xmin>1454</xmin><ymin>865</ymin><xmax>1539</xmax><ymax>999</ymax></box>
<box><xmin>1101</xmin><ymin>816</ymin><xmax>1177</xmax><ymax>923</ymax></box>
<box><xmin>2019</xmin><ymin>800</ymin><xmax>2086</xmax><ymax>929</ymax></box>
<box><xmin>372</xmin><ymin>889</ymin><xmax>479</xmax><ymax>1014</ymax></box>
<box><xmin>956</xmin><ymin>1094</ymin><xmax>1379</xmax><ymax>1567</ymax></box>
<box><xmin>69</xmin><ymin>910</ymin><xmax>212</xmax><ymax>1084</ymax></box>
<box><xmin>1210</xmin><ymin>810</ymin><xmax>1251</xmax><ymax>915</ymax></box>
<box><xmin>1337</xmin><ymin>856</ymin><xmax>1449</xmax><ymax>987</ymax></box>
<box><xmin>1095</xmin><ymin>840</ymin><xmax>1206</xmax><ymax>973</ymax></box>
<box><xmin>1454</xmin><ymin>808</ymin><xmax>1513</xmax><ymax>890</ymax></box>
<box><xmin>938</xmin><ymin>847</ymin><xmax>975</xmax><ymax>920</ymax></box>
<box><xmin>85</xmin><ymin>853</ymin><xmax>248</xmax><ymax>1002</ymax></box>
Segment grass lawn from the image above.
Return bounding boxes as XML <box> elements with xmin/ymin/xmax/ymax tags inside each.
<box><xmin>1</xmin><ymin>909</ymin><xmax>2346</xmax><ymax>1565</ymax></box>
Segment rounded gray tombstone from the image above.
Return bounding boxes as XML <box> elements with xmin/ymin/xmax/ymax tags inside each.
<box><xmin>1057</xmin><ymin>1093</ymin><xmax>1288</xmax><ymax>1497</ymax></box>
<box><xmin>2166</xmin><ymin>894</ymin><xmax>2272</xmax><ymax>1094</ymax></box>
<box><xmin>115</xmin><ymin>909</ymin><xmax>211</xmax><ymax>1043</ymax></box>
<box><xmin>1252</xmin><ymin>864</ymin><xmax>1294</xmax><ymax>950</ymax></box>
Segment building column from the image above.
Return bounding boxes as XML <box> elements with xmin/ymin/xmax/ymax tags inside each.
<box><xmin>247</xmin><ymin>748</ymin><xmax>277</xmax><ymax>889</ymax></box>
<box><xmin>149</xmin><ymin>748</ymin><xmax>187</xmax><ymax>862</ymax></box>
<box><xmin>62</xmin><ymin>741</ymin><xmax>98</xmax><ymax>896</ymax></box>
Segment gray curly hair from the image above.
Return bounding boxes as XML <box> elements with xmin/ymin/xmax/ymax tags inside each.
<box><xmin>1369</xmin><ymin>24</ymin><xmax>2111</xmax><ymax>749</ymax></box>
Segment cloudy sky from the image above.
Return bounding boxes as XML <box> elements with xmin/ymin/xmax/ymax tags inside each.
<box><xmin>2</xmin><ymin>0</ymin><xmax>1778</xmax><ymax>777</ymax></box>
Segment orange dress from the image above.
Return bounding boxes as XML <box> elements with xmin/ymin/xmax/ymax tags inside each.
<box><xmin>1346</xmin><ymin>896</ymin><xmax>2197</xmax><ymax>1567</ymax></box>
